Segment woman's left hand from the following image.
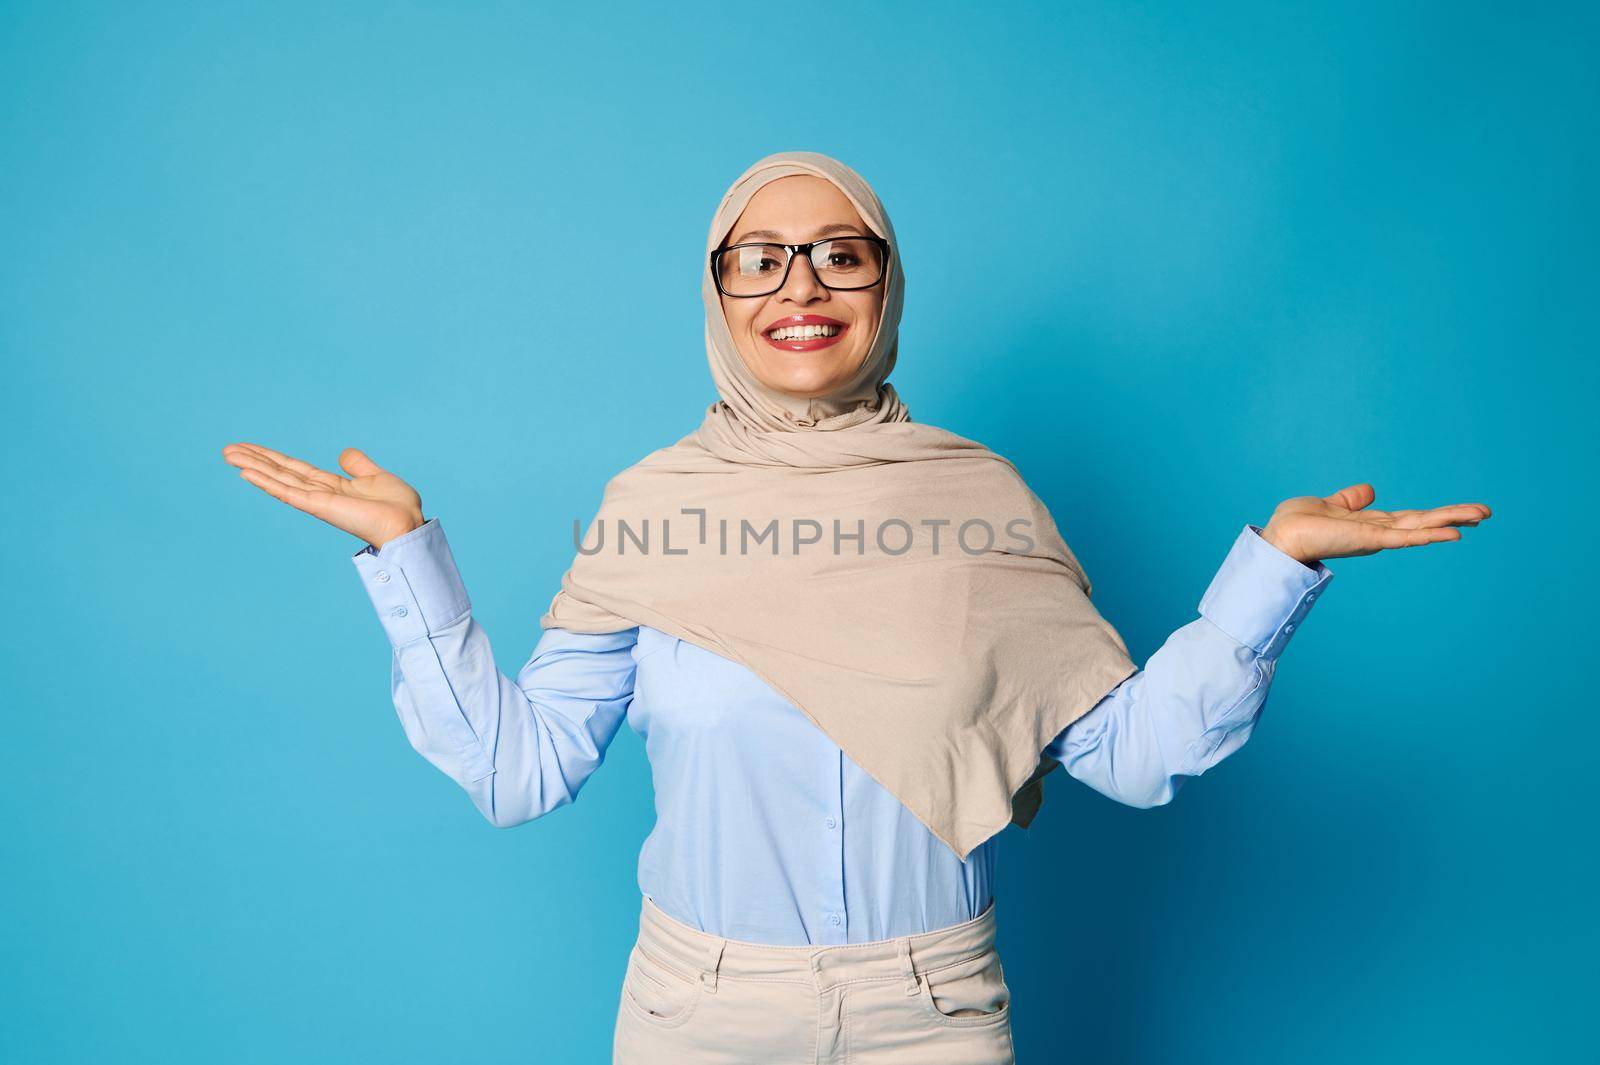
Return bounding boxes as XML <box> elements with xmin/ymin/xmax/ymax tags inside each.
<box><xmin>1259</xmin><ymin>483</ymin><xmax>1491</xmax><ymax>567</ymax></box>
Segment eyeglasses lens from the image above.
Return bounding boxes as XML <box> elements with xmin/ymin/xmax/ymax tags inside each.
<box><xmin>717</xmin><ymin>238</ymin><xmax>883</xmax><ymax>296</ymax></box>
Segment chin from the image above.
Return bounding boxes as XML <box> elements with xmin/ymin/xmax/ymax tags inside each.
<box><xmin>771</xmin><ymin>379</ymin><xmax>849</xmax><ymax>399</ymax></box>
<box><xmin>762</xmin><ymin>365</ymin><xmax>856</xmax><ymax>398</ymax></box>
<box><xmin>747</xmin><ymin>343</ymin><xmax>867</xmax><ymax>400</ymax></box>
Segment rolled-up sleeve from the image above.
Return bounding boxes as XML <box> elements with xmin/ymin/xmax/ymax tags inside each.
<box><xmin>1046</xmin><ymin>523</ymin><xmax>1334</xmax><ymax>808</ymax></box>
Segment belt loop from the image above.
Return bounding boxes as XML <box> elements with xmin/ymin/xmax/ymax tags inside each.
<box><xmin>700</xmin><ymin>938</ymin><xmax>726</xmax><ymax>994</ymax></box>
<box><xmin>897</xmin><ymin>937</ymin><xmax>919</xmax><ymax>997</ymax></box>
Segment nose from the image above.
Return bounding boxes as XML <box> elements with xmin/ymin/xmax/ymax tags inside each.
<box><xmin>776</xmin><ymin>251</ymin><xmax>827</xmax><ymax>303</ymax></box>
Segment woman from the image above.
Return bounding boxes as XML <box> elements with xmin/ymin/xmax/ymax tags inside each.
<box><xmin>221</xmin><ymin>150</ymin><xmax>1489</xmax><ymax>1064</ymax></box>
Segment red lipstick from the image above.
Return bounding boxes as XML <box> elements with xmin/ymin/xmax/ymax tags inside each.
<box><xmin>761</xmin><ymin>314</ymin><xmax>848</xmax><ymax>352</ymax></box>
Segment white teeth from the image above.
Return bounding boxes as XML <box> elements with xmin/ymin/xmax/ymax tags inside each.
<box><xmin>768</xmin><ymin>324</ymin><xmax>842</xmax><ymax>341</ymax></box>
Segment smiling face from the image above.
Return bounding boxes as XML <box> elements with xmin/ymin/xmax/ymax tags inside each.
<box><xmin>715</xmin><ymin>175</ymin><xmax>886</xmax><ymax>400</ymax></box>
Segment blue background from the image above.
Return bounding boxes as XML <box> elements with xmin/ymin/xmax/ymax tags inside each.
<box><xmin>3</xmin><ymin>2</ymin><xmax>1592</xmax><ymax>1062</ymax></box>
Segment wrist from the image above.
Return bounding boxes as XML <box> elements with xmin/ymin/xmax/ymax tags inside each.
<box><xmin>373</xmin><ymin>513</ymin><xmax>427</xmax><ymax>552</ymax></box>
<box><xmin>1259</xmin><ymin>521</ymin><xmax>1316</xmax><ymax>569</ymax></box>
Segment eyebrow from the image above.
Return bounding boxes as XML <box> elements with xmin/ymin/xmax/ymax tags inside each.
<box><xmin>729</xmin><ymin>222</ymin><xmax>866</xmax><ymax>244</ymax></box>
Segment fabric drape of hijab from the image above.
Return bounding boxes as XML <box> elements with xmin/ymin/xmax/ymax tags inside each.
<box><xmin>541</xmin><ymin>150</ymin><xmax>1137</xmax><ymax>862</ymax></box>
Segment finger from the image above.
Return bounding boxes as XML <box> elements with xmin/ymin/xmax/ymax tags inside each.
<box><xmin>237</xmin><ymin>467</ymin><xmax>334</xmax><ymax>519</ymax></box>
<box><xmin>1370</xmin><ymin>525</ymin><xmax>1463</xmax><ymax>549</ymax></box>
<box><xmin>226</xmin><ymin>448</ymin><xmax>322</xmax><ymax>493</ymax></box>
<box><xmin>220</xmin><ymin>442</ymin><xmax>271</xmax><ymax>469</ymax></box>
<box><xmin>230</xmin><ymin>442</ymin><xmax>344</xmax><ymax>489</ymax></box>
<box><xmin>223</xmin><ymin>447</ymin><xmax>286</xmax><ymax>480</ymax></box>
<box><xmin>237</xmin><ymin>460</ymin><xmax>317</xmax><ymax>497</ymax></box>
<box><xmin>1402</xmin><ymin>504</ymin><xmax>1492</xmax><ymax>530</ymax></box>
<box><xmin>225</xmin><ymin>438</ymin><xmax>305</xmax><ymax>479</ymax></box>
<box><xmin>1323</xmin><ymin>483</ymin><xmax>1376</xmax><ymax>511</ymax></box>
<box><xmin>338</xmin><ymin>447</ymin><xmax>386</xmax><ymax>478</ymax></box>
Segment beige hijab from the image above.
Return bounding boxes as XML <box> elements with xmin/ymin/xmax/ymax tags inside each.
<box><xmin>542</xmin><ymin>150</ymin><xmax>1136</xmax><ymax>861</ymax></box>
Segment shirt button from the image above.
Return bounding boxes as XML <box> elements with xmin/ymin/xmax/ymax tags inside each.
<box><xmin>1306</xmin><ymin>592</ymin><xmax>1315</xmax><ymax>602</ymax></box>
<box><xmin>825</xmin><ymin>816</ymin><xmax>837</xmax><ymax>829</ymax></box>
<box><xmin>392</xmin><ymin>606</ymin><xmax>408</xmax><ymax>618</ymax></box>
<box><xmin>375</xmin><ymin>570</ymin><xmax>391</xmax><ymax>583</ymax></box>
<box><xmin>1285</xmin><ymin>622</ymin><xmax>1295</xmax><ymax>632</ymax></box>
<box><xmin>828</xmin><ymin>913</ymin><xmax>841</xmax><ymax>926</ymax></box>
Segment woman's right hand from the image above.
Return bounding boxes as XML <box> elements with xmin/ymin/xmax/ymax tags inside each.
<box><xmin>221</xmin><ymin>442</ymin><xmax>425</xmax><ymax>551</ymax></box>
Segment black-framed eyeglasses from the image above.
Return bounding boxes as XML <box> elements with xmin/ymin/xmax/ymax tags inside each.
<box><xmin>710</xmin><ymin>235</ymin><xmax>890</xmax><ymax>298</ymax></box>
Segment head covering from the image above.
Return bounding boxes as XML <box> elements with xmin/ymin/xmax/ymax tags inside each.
<box><xmin>542</xmin><ymin>150</ymin><xmax>1136</xmax><ymax>861</ymax></box>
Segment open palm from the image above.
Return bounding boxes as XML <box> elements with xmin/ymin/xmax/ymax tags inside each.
<box><xmin>1262</xmin><ymin>483</ymin><xmax>1491</xmax><ymax>565</ymax></box>
<box><xmin>221</xmin><ymin>442</ymin><xmax>425</xmax><ymax>550</ymax></box>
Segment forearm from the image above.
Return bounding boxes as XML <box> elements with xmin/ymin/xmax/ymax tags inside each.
<box><xmin>353</xmin><ymin>517</ymin><xmax>631</xmax><ymax>828</ymax></box>
<box><xmin>1053</xmin><ymin>622</ymin><xmax>1278</xmax><ymax>807</ymax></box>
<box><xmin>1047</xmin><ymin>523</ymin><xmax>1333</xmax><ymax>808</ymax></box>
<box><xmin>387</xmin><ymin>612</ymin><xmax>601</xmax><ymax>827</ymax></box>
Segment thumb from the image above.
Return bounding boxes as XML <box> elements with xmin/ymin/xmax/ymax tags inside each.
<box><xmin>339</xmin><ymin>447</ymin><xmax>385</xmax><ymax>478</ymax></box>
<box><xmin>1324</xmin><ymin>482</ymin><xmax>1376</xmax><ymax>510</ymax></box>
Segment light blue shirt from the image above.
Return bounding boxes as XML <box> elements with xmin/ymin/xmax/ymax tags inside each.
<box><xmin>352</xmin><ymin>519</ymin><xmax>1332</xmax><ymax>945</ymax></box>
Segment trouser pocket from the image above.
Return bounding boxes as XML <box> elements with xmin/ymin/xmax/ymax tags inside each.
<box><xmin>620</xmin><ymin>943</ymin><xmax>704</xmax><ymax>1028</ymax></box>
<box><xmin>915</xmin><ymin>947</ymin><xmax>1012</xmax><ymax>1028</ymax></box>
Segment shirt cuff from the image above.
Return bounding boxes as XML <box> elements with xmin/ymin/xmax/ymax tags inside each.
<box><xmin>350</xmin><ymin>517</ymin><xmax>472</xmax><ymax>647</ymax></box>
<box><xmin>1197</xmin><ymin>523</ymin><xmax>1334</xmax><ymax>659</ymax></box>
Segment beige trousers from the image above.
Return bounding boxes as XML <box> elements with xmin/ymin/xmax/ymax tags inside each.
<box><xmin>613</xmin><ymin>894</ymin><xmax>1016</xmax><ymax>1064</ymax></box>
